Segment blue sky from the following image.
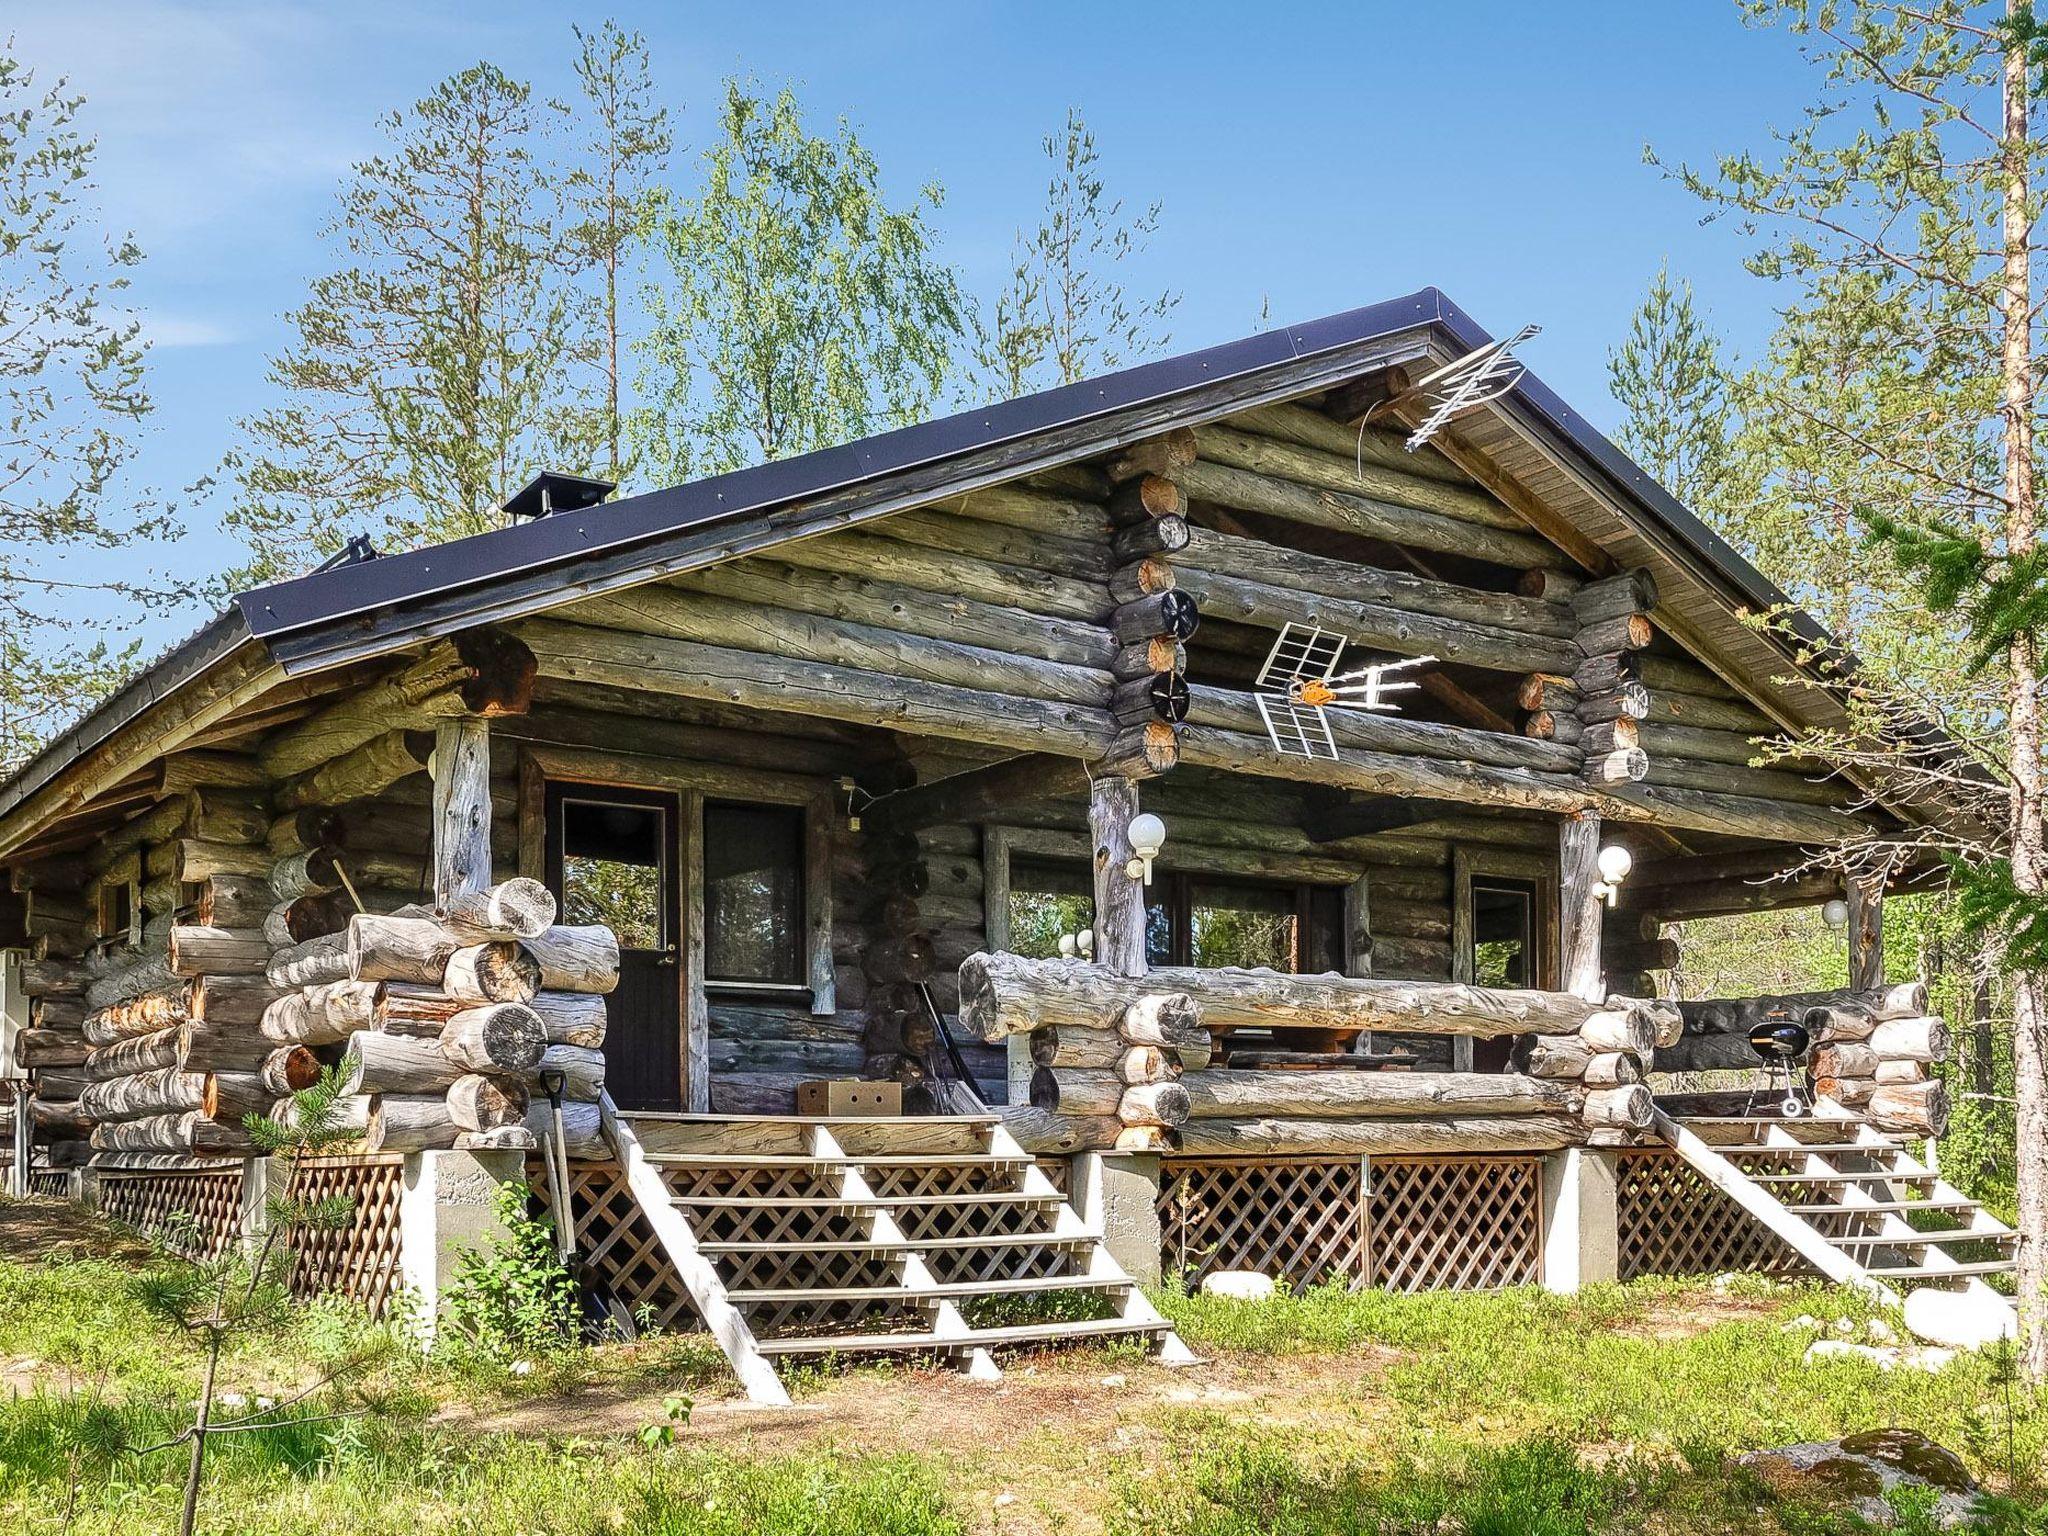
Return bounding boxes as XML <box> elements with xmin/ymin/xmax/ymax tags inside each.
<box><xmin>11</xmin><ymin>0</ymin><xmax>1821</xmax><ymax>638</ymax></box>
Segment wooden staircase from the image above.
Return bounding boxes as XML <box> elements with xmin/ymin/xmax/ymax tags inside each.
<box><xmin>1655</xmin><ymin>1108</ymin><xmax>2019</xmax><ymax>1305</ymax></box>
<box><xmin>597</xmin><ymin>1096</ymin><xmax>1195</xmax><ymax>1405</ymax></box>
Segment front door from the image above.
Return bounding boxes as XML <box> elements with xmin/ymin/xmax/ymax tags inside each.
<box><xmin>544</xmin><ymin>783</ymin><xmax>682</xmax><ymax>1112</ymax></box>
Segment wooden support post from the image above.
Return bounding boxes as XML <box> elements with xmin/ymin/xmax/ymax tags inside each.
<box><xmin>1090</xmin><ymin>776</ymin><xmax>1148</xmax><ymax>978</ymax></box>
<box><xmin>1559</xmin><ymin>810</ymin><xmax>1604</xmax><ymax>1003</ymax></box>
<box><xmin>1846</xmin><ymin>864</ymin><xmax>1887</xmax><ymax>991</ymax></box>
<box><xmin>431</xmin><ymin>719</ymin><xmax>493</xmax><ymax>909</ymax></box>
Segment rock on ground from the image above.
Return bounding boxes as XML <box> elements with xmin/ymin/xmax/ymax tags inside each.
<box><xmin>1741</xmin><ymin>1428</ymin><xmax>1979</xmax><ymax>1529</ymax></box>
<box><xmin>1200</xmin><ymin>1270</ymin><xmax>1277</xmax><ymax>1301</ymax></box>
<box><xmin>1904</xmin><ymin>1287</ymin><xmax>2017</xmax><ymax>1351</ymax></box>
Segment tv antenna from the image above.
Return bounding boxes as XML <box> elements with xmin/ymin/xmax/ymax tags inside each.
<box><xmin>1253</xmin><ymin>622</ymin><xmax>1433</xmax><ymax>762</ymax></box>
<box><xmin>1395</xmin><ymin>324</ymin><xmax>1540</xmax><ymax>453</ymax></box>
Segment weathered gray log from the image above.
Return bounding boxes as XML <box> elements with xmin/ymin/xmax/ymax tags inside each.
<box><xmin>438</xmin><ymin>1004</ymin><xmax>546</xmax><ymax>1075</ymax></box>
<box><xmin>270</xmin><ymin>1093</ymin><xmax>372</xmax><ymax>1136</ymax></box>
<box><xmin>1187</xmin><ymin>682</ymin><xmax>1577</xmax><ymax>773</ymax></box>
<box><xmin>443</xmin><ymin>943</ymin><xmax>542</xmax><ymax>1005</ymax></box>
<box><xmin>16</xmin><ymin>1029</ymin><xmax>89</xmax><ymax>1068</ymax></box>
<box><xmin>523</xmin><ymin>1098</ymin><xmax>605</xmax><ymax>1159</ymax></box>
<box><xmin>518</xmin><ymin>620</ymin><xmax>1115</xmax><ymax>765</ymax></box>
<box><xmin>527</xmin><ymin>990</ymin><xmax>608</xmax><ymax>1047</ymax></box>
<box><xmin>447</xmin><ymin>1074</ymin><xmax>529</xmax><ymax>1133</ymax></box>
<box><xmin>365</xmin><ymin>1095</ymin><xmax>461</xmax><ymax>1153</ymax></box>
<box><xmin>1680</xmin><ymin>983</ymin><xmax>1927</xmax><ymax>1035</ymax></box>
<box><xmin>1867</xmin><ymin>1015</ymin><xmax>1949</xmax><ymax>1061</ymax></box>
<box><xmin>84</xmin><ymin>1024</ymin><xmax>184</xmax><ymax>1080</ymax></box>
<box><xmin>993</xmin><ymin>1104</ymin><xmax>1121</xmax><ymax>1154</ymax></box>
<box><xmin>431</xmin><ymin>717</ymin><xmax>493</xmax><ymax>908</ymax></box>
<box><xmin>275</xmin><ymin>731</ymin><xmax>432</xmax><ymax>811</ymax></box>
<box><xmin>522</xmin><ymin>925</ymin><xmax>621</xmax><ymax>994</ymax></box>
<box><xmin>1179</xmin><ymin>458</ymin><xmax>1564</xmax><ymax>570</ymax></box>
<box><xmin>571</xmin><ymin>583</ymin><xmax>1113</xmax><ymax>710</ymax></box>
<box><xmin>1173</xmin><ymin>559</ymin><xmax>1578</xmax><ymax>676</ymax></box>
<box><xmin>91</xmin><ymin>1112</ymin><xmax>255</xmax><ymax>1155</ymax></box>
<box><xmin>259</xmin><ymin>980</ymin><xmax>383</xmax><ymax>1046</ymax></box>
<box><xmin>85</xmin><ymin>953</ymin><xmax>179</xmax><ymax>1012</ymax></box>
<box><xmin>266</xmin><ymin>932</ymin><xmax>351</xmax><ymax>990</ymax></box>
<box><xmin>537</xmin><ymin>1043</ymin><xmax>606</xmax><ymax>1102</ymax></box>
<box><xmin>440</xmin><ymin>877</ymin><xmax>557</xmax><ymax>941</ymax></box>
<box><xmin>347</xmin><ymin>914</ymin><xmax>461</xmax><ymax>985</ymax></box>
<box><xmin>1176</xmin><ymin>1114</ymin><xmax>1583</xmax><ymax>1155</ymax></box>
<box><xmin>1191</xmin><ymin>422</ymin><xmax>1530</xmax><ymax>529</ymax></box>
<box><xmin>1179</xmin><ymin>1069</ymin><xmax>1580</xmax><ymax>1118</ymax></box>
<box><xmin>340</xmin><ymin>1032</ymin><xmax>461</xmax><ymax>1095</ymax></box>
<box><xmin>178</xmin><ymin>1012</ymin><xmax>271</xmax><ymax>1073</ymax></box>
<box><xmin>81</xmin><ymin>1068</ymin><xmax>208</xmax><ymax>1122</ymax></box>
<box><xmin>260</xmin><ymin>1045</ymin><xmax>322</xmax><ymax>1097</ymax></box>
<box><xmin>959</xmin><ymin>953</ymin><xmax>1603</xmax><ymax>1041</ymax></box>
<box><xmin>1118</xmin><ymin>1081</ymin><xmax>1190</xmax><ymax>1128</ymax></box>
<box><xmin>258</xmin><ymin>632</ymin><xmax>536</xmax><ymax>779</ymax></box>
<box><xmin>1583</xmin><ymin>1084</ymin><xmax>1655</xmax><ymax>1130</ymax></box>
<box><xmin>377</xmin><ymin>982</ymin><xmax>464</xmax><ymax>1036</ymax></box>
<box><xmin>1859</xmin><ymin>1078</ymin><xmax>1947</xmax><ymax>1137</ymax></box>
<box><xmin>1030</xmin><ymin>1024</ymin><xmax>1210</xmax><ymax>1072</ymax></box>
<box><xmin>195</xmin><ymin>875</ymin><xmax>275</xmax><ymax>929</ymax></box>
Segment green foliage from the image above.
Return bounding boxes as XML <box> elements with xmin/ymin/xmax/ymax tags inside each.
<box><xmin>635</xmin><ymin>1394</ymin><xmax>694</xmax><ymax>1449</ymax></box>
<box><xmin>225</xmin><ymin>60</ymin><xmax>585</xmax><ymax>581</ymax></box>
<box><xmin>439</xmin><ymin>1181</ymin><xmax>580</xmax><ymax>1363</ymax></box>
<box><xmin>0</xmin><ymin>38</ymin><xmax>181</xmax><ymax>771</ymax></box>
<box><xmin>1606</xmin><ymin>264</ymin><xmax>1741</xmax><ymax>520</ymax></box>
<box><xmin>634</xmin><ymin>79</ymin><xmax>969</xmax><ymax>483</ymax></box>
<box><xmin>977</xmin><ymin>107</ymin><xmax>1177</xmax><ymax>398</ymax></box>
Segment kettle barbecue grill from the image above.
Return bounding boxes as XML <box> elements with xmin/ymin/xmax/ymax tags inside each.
<box><xmin>1744</xmin><ymin>1006</ymin><xmax>1812</xmax><ymax>1118</ymax></box>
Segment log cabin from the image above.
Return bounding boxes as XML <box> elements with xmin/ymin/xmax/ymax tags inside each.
<box><xmin>0</xmin><ymin>288</ymin><xmax>2015</xmax><ymax>1401</ymax></box>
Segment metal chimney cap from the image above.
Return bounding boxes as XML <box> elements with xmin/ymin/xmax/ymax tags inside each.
<box><xmin>501</xmin><ymin>470</ymin><xmax>616</xmax><ymax>520</ymax></box>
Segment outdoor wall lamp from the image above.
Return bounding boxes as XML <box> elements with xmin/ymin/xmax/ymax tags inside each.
<box><xmin>1126</xmin><ymin>812</ymin><xmax>1167</xmax><ymax>884</ymax></box>
<box><xmin>1592</xmin><ymin>843</ymin><xmax>1634</xmax><ymax>908</ymax></box>
<box><xmin>1822</xmin><ymin>897</ymin><xmax>1851</xmax><ymax>930</ymax></box>
<box><xmin>1056</xmin><ymin>929</ymin><xmax>1097</xmax><ymax>960</ymax></box>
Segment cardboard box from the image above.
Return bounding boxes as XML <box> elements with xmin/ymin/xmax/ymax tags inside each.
<box><xmin>796</xmin><ymin>1079</ymin><xmax>903</xmax><ymax>1117</ymax></box>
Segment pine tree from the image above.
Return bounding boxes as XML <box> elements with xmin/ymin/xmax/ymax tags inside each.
<box><xmin>225</xmin><ymin>62</ymin><xmax>580</xmax><ymax>581</ymax></box>
<box><xmin>978</xmin><ymin>108</ymin><xmax>1178</xmax><ymax>399</ymax></box>
<box><xmin>0</xmin><ymin>40</ymin><xmax>173</xmax><ymax>768</ymax></box>
<box><xmin>561</xmin><ymin>21</ymin><xmax>672</xmax><ymax>487</ymax></box>
<box><xmin>1606</xmin><ymin>265</ymin><xmax>1739</xmax><ymax>518</ymax></box>
<box><xmin>633</xmin><ymin>80</ymin><xmax>969</xmax><ymax>480</ymax></box>
<box><xmin>1662</xmin><ymin>0</ymin><xmax>2048</xmax><ymax>1376</ymax></box>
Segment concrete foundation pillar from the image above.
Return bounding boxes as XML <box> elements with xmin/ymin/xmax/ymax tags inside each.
<box><xmin>1540</xmin><ymin>1145</ymin><xmax>1619</xmax><ymax>1292</ymax></box>
<box><xmin>238</xmin><ymin>1157</ymin><xmax>275</xmax><ymax>1261</ymax></box>
<box><xmin>1070</xmin><ymin>1149</ymin><xmax>1162</xmax><ymax>1286</ymax></box>
<box><xmin>398</xmin><ymin>1149</ymin><xmax>523</xmax><ymax>1339</ymax></box>
<box><xmin>71</xmin><ymin>1164</ymin><xmax>100</xmax><ymax>1210</ymax></box>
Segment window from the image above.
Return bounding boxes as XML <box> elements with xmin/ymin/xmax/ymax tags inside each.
<box><xmin>1006</xmin><ymin>859</ymin><xmax>1095</xmax><ymax>960</ymax></box>
<box><xmin>97</xmin><ymin>880</ymin><xmax>135</xmax><ymax>945</ymax></box>
<box><xmin>559</xmin><ymin>797</ymin><xmax>668</xmax><ymax>951</ymax></box>
<box><xmin>1004</xmin><ymin>857</ymin><xmax>1339</xmax><ymax>972</ymax></box>
<box><xmin>703</xmin><ymin>801</ymin><xmax>806</xmax><ymax>986</ymax></box>
<box><xmin>1470</xmin><ymin>878</ymin><xmax>1537</xmax><ymax>988</ymax></box>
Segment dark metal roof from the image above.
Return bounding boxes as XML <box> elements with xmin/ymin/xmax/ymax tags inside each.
<box><xmin>3</xmin><ymin>286</ymin><xmax>1837</xmax><ymax>836</ymax></box>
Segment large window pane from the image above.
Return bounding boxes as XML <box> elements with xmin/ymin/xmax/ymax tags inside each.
<box><xmin>561</xmin><ymin>799</ymin><xmax>665</xmax><ymax>950</ymax></box>
<box><xmin>1007</xmin><ymin>860</ymin><xmax>1094</xmax><ymax>960</ymax></box>
<box><xmin>1189</xmin><ymin>880</ymin><xmax>1299</xmax><ymax>970</ymax></box>
<box><xmin>704</xmin><ymin>802</ymin><xmax>804</xmax><ymax>983</ymax></box>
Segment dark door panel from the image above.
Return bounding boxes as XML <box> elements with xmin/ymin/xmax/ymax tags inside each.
<box><xmin>544</xmin><ymin>783</ymin><xmax>682</xmax><ymax>1113</ymax></box>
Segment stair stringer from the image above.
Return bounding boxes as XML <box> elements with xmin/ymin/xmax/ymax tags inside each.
<box><xmin>597</xmin><ymin>1093</ymin><xmax>792</xmax><ymax>1407</ymax></box>
<box><xmin>1650</xmin><ymin>1109</ymin><xmax>1898</xmax><ymax>1302</ymax></box>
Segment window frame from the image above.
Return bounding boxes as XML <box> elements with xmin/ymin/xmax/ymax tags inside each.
<box><xmin>1451</xmin><ymin>844</ymin><xmax>1559</xmax><ymax>1070</ymax></box>
<box><xmin>699</xmin><ymin>798</ymin><xmax>811</xmax><ymax>994</ymax></box>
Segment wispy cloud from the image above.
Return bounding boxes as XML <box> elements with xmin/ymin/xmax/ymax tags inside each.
<box><xmin>139</xmin><ymin>313</ymin><xmax>237</xmax><ymax>348</ymax></box>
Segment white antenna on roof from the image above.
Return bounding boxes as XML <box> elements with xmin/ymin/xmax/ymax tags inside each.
<box><xmin>1400</xmin><ymin>324</ymin><xmax>1540</xmax><ymax>452</ymax></box>
<box><xmin>1253</xmin><ymin>621</ymin><xmax>1433</xmax><ymax>762</ymax></box>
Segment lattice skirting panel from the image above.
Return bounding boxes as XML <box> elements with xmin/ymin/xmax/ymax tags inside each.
<box><xmin>98</xmin><ymin>1167</ymin><xmax>245</xmax><ymax>1260</ymax></box>
<box><xmin>286</xmin><ymin>1156</ymin><xmax>405</xmax><ymax>1317</ymax></box>
<box><xmin>529</xmin><ymin>1157</ymin><xmax>706</xmax><ymax>1334</ymax></box>
<box><xmin>27</xmin><ymin>1168</ymin><xmax>71</xmax><ymax>1199</ymax></box>
<box><xmin>1616</xmin><ymin>1148</ymin><xmax>1810</xmax><ymax>1281</ymax></box>
<box><xmin>1159</xmin><ymin>1155</ymin><xmax>1543</xmax><ymax>1293</ymax></box>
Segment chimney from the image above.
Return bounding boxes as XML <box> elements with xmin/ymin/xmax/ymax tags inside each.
<box><xmin>501</xmin><ymin>470</ymin><xmax>616</xmax><ymax>521</ymax></box>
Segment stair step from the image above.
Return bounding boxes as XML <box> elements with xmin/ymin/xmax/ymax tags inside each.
<box><xmin>728</xmin><ymin>1272</ymin><xmax>1127</xmax><ymax>1305</ymax></box>
<box><xmin>645</xmin><ymin>1152</ymin><xmax>1030</xmax><ymax>1170</ymax></box>
<box><xmin>1825</xmin><ymin>1227</ymin><xmax>2019</xmax><ymax>1247</ymax></box>
<box><xmin>1745</xmin><ymin>1171</ymin><xmax>1936</xmax><ymax>1185</ymax></box>
<box><xmin>1781</xmin><ymin>1199</ymin><xmax>1977</xmax><ymax>1214</ymax></box>
<box><xmin>700</xmin><ymin>1231</ymin><xmax>1097</xmax><ymax>1255</ymax></box>
<box><xmin>668</xmin><ymin>1190</ymin><xmax>1063</xmax><ymax>1210</ymax></box>
<box><xmin>1755</xmin><ymin>1143</ymin><xmax>1900</xmax><ymax>1156</ymax></box>
<box><xmin>1860</xmin><ymin>1259</ymin><xmax>2017</xmax><ymax>1278</ymax></box>
<box><xmin>753</xmin><ymin>1315</ymin><xmax>1168</xmax><ymax>1358</ymax></box>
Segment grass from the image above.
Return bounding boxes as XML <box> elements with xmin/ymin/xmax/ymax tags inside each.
<box><xmin>4</xmin><ymin>1197</ymin><xmax>2046</xmax><ymax>1534</ymax></box>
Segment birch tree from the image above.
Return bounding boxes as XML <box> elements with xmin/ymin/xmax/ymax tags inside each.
<box><xmin>0</xmin><ymin>40</ymin><xmax>173</xmax><ymax>768</ymax></box>
<box><xmin>226</xmin><ymin>63</ymin><xmax>579</xmax><ymax>581</ymax></box>
<box><xmin>1665</xmin><ymin>0</ymin><xmax>2047</xmax><ymax>1375</ymax></box>
<box><xmin>633</xmin><ymin>81</ymin><xmax>968</xmax><ymax>481</ymax></box>
<box><xmin>978</xmin><ymin>108</ymin><xmax>1177</xmax><ymax>398</ymax></box>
